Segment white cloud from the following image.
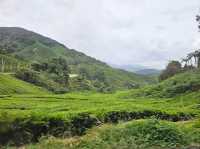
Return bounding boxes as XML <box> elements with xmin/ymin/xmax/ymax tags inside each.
<box><xmin>0</xmin><ymin>0</ymin><xmax>200</xmax><ymax>69</ymax></box>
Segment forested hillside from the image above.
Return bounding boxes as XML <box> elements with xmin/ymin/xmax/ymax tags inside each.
<box><xmin>0</xmin><ymin>27</ymin><xmax>155</xmax><ymax>92</ymax></box>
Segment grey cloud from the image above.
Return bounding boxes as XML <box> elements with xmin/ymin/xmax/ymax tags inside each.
<box><xmin>0</xmin><ymin>0</ymin><xmax>200</xmax><ymax>69</ymax></box>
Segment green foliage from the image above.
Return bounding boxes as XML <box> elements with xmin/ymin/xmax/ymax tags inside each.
<box><xmin>69</xmin><ymin>76</ymin><xmax>94</xmax><ymax>91</ymax></box>
<box><xmin>32</xmin><ymin>57</ymin><xmax>70</xmax><ymax>86</ymax></box>
<box><xmin>125</xmin><ymin>69</ymin><xmax>200</xmax><ymax>98</ymax></box>
<box><xmin>15</xmin><ymin>58</ymin><xmax>70</xmax><ymax>93</ymax></box>
<box><xmin>15</xmin><ymin>69</ymin><xmax>39</xmax><ymax>84</ymax></box>
<box><xmin>0</xmin><ymin>74</ymin><xmax>48</xmax><ymax>95</ymax></box>
<box><xmin>0</xmin><ymin>54</ymin><xmax>28</xmax><ymax>72</ymax></box>
<box><xmin>0</xmin><ymin>89</ymin><xmax>199</xmax><ymax>146</ymax></box>
<box><xmin>72</xmin><ymin>120</ymin><xmax>187</xmax><ymax>149</ymax></box>
<box><xmin>25</xmin><ymin>119</ymin><xmax>200</xmax><ymax>149</ymax></box>
<box><xmin>0</xmin><ymin>113</ymin><xmax>98</xmax><ymax>146</ymax></box>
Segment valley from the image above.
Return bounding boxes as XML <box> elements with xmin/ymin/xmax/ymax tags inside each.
<box><xmin>0</xmin><ymin>27</ymin><xmax>199</xmax><ymax>149</ymax></box>
<box><xmin>0</xmin><ymin>70</ymin><xmax>199</xmax><ymax>148</ymax></box>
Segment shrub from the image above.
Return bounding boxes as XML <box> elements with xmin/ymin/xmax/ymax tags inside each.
<box><xmin>15</xmin><ymin>68</ymin><xmax>39</xmax><ymax>84</ymax></box>
<box><xmin>74</xmin><ymin>120</ymin><xmax>188</xmax><ymax>149</ymax></box>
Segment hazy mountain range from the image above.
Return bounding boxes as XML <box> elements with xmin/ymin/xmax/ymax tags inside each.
<box><xmin>111</xmin><ymin>64</ymin><xmax>161</xmax><ymax>75</ymax></box>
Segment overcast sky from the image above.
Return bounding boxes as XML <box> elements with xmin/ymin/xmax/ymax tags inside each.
<box><xmin>0</xmin><ymin>0</ymin><xmax>200</xmax><ymax>69</ymax></box>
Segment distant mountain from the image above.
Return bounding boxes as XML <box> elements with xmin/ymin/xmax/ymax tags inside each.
<box><xmin>0</xmin><ymin>27</ymin><xmax>156</xmax><ymax>91</ymax></box>
<box><xmin>135</xmin><ymin>69</ymin><xmax>161</xmax><ymax>76</ymax></box>
<box><xmin>111</xmin><ymin>64</ymin><xmax>147</xmax><ymax>72</ymax></box>
<box><xmin>111</xmin><ymin>64</ymin><xmax>161</xmax><ymax>75</ymax></box>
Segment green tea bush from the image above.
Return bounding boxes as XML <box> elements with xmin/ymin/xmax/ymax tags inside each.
<box><xmin>127</xmin><ymin>70</ymin><xmax>200</xmax><ymax>98</ymax></box>
<box><xmin>0</xmin><ymin>113</ymin><xmax>99</xmax><ymax>146</ymax></box>
<box><xmin>103</xmin><ymin>111</ymin><xmax>193</xmax><ymax>123</ymax></box>
<box><xmin>74</xmin><ymin>120</ymin><xmax>188</xmax><ymax>149</ymax></box>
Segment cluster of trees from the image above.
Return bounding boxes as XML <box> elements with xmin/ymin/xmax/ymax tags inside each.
<box><xmin>159</xmin><ymin>52</ymin><xmax>200</xmax><ymax>81</ymax></box>
<box><xmin>159</xmin><ymin>50</ymin><xmax>200</xmax><ymax>81</ymax></box>
<box><xmin>0</xmin><ymin>57</ymin><xmax>28</xmax><ymax>73</ymax></box>
<box><xmin>13</xmin><ymin>56</ymin><xmax>115</xmax><ymax>93</ymax></box>
<box><xmin>31</xmin><ymin>58</ymin><xmax>70</xmax><ymax>86</ymax></box>
<box><xmin>16</xmin><ymin>57</ymin><xmax>70</xmax><ymax>93</ymax></box>
<box><xmin>0</xmin><ymin>44</ymin><xmax>17</xmax><ymax>54</ymax></box>
<box><xmin>181</xmin><ymin>49</ymin><xmax>200</xmax><ymax>69</ymax></box>
<box><xmin>75</xmin><ymin>68</ymin><xmax>115</xmax><ymax>93</ymax></box>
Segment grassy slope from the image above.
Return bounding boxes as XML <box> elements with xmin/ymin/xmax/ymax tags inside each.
<box><xmin>120</xmin><ymin>69</ymin><xmax>200</xmax><ymax>98</ymax></box>
<box><xmin>0</xmin><ymin>74</ymin><xmax>48</xmax><ymax>95</ymax></box>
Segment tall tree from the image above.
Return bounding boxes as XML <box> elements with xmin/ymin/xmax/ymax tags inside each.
<box><xmin>196</xmin><ymin>14</ymin><xmax>200</xmax><ymax>67</ymax></box>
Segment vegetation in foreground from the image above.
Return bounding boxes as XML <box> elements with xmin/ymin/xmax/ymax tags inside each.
<box><xmin>25</xmin><ymin>119</ymin><xmax>200</xmax><ymax>149</ymax></box>
<box><xmin>0</xmin><ymin>88</ymin><xmax>199</xmax><ymax>147</ymax></box>
<box><xmin>0</xmin><ymin>62</ymin><xmax>200</xmax><ymax>148</ymax></box>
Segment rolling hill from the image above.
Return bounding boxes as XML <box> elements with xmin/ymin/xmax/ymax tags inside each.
<box><xmin>0</xmin><ymin>27</ymin><xmax>156</xmax><ymax>91</ymax></box>
<box><xmin>121</xmin><ymin>69</ymin><xmax>200</xmax><ymax>98</ymax></box>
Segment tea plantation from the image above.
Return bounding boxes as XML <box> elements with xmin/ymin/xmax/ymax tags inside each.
<box><xmin>0</xmin><ymin>71</ymin><xmax>199</xmax><ymax>148</ymax></box>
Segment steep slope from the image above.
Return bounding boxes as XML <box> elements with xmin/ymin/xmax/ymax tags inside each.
<box><xmin>0</xmin><ymin>73</ymin><xmax>48</xmax><ymax>95</ymax></box>
<box><xmin>0</xmin><ymin>27</ymin><xmax>155</xmax><ymax>90</ymax></box>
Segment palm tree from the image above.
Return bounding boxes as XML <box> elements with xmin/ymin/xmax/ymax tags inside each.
<box><xmin>182</xmin><ymin>50</ymin><xmax>200</xmax><ymax>68</ymax></box>
<box><xmin>191</xmin><ymin>50</ymin><xmax>200</xmax><ymax>68</ymax></box>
